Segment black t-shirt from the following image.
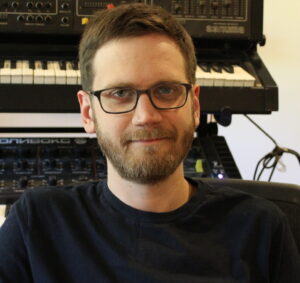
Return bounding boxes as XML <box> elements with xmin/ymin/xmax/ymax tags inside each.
<box><xmin>0</xmin><ymin>179</ymin><xmax>299</xmax><ymax>283</ymax></box>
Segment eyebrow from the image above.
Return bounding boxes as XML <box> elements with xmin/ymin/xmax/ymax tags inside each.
<box><xmin>99</xmin><ymin>80</ymin><xmax>186</xmax><ymax>90</ymax></box>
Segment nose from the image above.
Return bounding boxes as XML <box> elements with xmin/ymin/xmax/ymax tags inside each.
<box><xmin>131</xmin><ymin>93</ymin><xmax>163</xmax><ymax>126</ymax></box>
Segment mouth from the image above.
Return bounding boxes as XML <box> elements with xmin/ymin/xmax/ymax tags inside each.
<box><xmin>121</xmin><ymin>128</ymin><xmax>177</xmax><ymax>147</ymax></box>
<box><xmin>130</xmin><ymin>137</ymin><xmax>170</xmax><ymax>144</ymax></box>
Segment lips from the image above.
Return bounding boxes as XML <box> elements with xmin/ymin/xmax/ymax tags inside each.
<box><xmin>121</xmin><ymin>128</ymin><xmax>176</xmax><ymax>146</ymax></box>
<box><xmin>131</xmin><ymin>137</ymin><xmax>169</xmax><ymax>143</ymax></box>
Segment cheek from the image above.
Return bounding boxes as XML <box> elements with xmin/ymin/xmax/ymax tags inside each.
<box><xmin>96</xmin><ymin>114</ymin><xmax>130</xmax><ymax>141</ymax></box>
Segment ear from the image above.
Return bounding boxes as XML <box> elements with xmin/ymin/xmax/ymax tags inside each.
<box><xmin>77</xmin><ymin>90</ymin><xmax>96</xmax><ymax>133</ymax></box>
<box><xmin>192</xmin><ymin>85</ymin><xmax>200</xmax><ymax>128</ymax></box>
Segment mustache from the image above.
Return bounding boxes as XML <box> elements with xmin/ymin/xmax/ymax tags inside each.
<box><xmin>121</xmin><ymin>128</ymin><xmax>177</xmax><ymax>145</ymax></box>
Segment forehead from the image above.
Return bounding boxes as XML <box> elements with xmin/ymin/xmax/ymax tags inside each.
<box><xmin>92</xmin><ymin>34</ymin><xmax>187</xmax><ymax>89</ymax></box>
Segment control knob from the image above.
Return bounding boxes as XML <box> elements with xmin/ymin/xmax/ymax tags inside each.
<box><xmin>26</xmin><ymin>15</ymin><xmax>34</xmax><ymax>23</ymax></box>
<box><xmin>61</xmin><ymin>2</ymin><xmax>70</xmax><ymax>10</ymax></box>
<box><xmin>17</xmin><ymin>15</ymin><xmax>25</xmax><ymax>22</ymax></box>
<box><xmin>44</xmin><ymin>15</ymin><xmax>53</xmax><ymax>23</ymax></box>
<box><xmin>26</xmin><ymin>2</ymin><xmax>34</xmax><ymax>9</ymax></box>
<box><xmin>45</xmin><ymin>2</ymin><xmax>52</xmax><ymax>9</ymax></box>
<box><xmin>35</xmin><ymin>15</ymin><xmax>44</xmax><ymax>23</ymax></box>
<box><xmin>35</xmin><ymin>2</ymin><xmax>43</xmax><ymax>9</ymax></box>
<box><xmin>61</xmin><ymin>17</ymin><xmax>69</xmax><ymax>24</ymax></box>
<box><xmin>11</xmin><ymin>1</ymin><xmax>19</xmax><ymax>8</ymax></box>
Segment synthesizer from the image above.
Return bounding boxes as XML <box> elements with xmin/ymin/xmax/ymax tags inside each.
<box><xmin>0</xmin><ymin>0</ymin><xmax>278</xmax><ymax>114</ymax></box>
<box><xmin>0</xmin><ymin>0</ymin><xmax>262</xmax><ymax>38</ymax></box>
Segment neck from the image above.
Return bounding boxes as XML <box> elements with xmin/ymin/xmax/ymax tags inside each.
<box><xmin>107</xmin><ymin>162</ymin><xmax>193</xmax><ymax>213</ymax></box>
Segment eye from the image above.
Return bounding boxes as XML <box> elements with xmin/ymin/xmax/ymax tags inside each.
<box><xmin>101</xmin><ymin>88</ymin><xmax>135</xmax><ymax>99</ymax></box>
<box><xmin>156</xmin><ymin>85</ymin><xmax>174</xmax><ymax>95</ymax></box>
<box><xmin>110</xmin><ymin>88</ymin><xmax>135</xmax><ymax>98</ymax></box>
<box><xmin>153</xmin><ymin>84</ymin><xmax>182</xmax><ymax>100</ymax></box>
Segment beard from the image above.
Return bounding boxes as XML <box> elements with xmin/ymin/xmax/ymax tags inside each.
<box><xmin>95</xmin><ymin>115</ymin><xmax>195</xmax><ymax>184</ymax></box>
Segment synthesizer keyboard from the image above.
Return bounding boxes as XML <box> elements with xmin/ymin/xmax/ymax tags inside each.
<box><xmin>0</xmin><ymin>59</ymin><xmax>256</xmax><ymax>88</ymax></box>
<box><xmin>0</xmin><ymin>59</ymin><xmax>81</xmax><ymax>85</ymax></box>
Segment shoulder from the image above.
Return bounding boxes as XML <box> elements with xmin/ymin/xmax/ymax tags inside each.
<box><xmin>191</xmin><ymin>178</ymin><xmax>286</xmax><ymax>227</ymax></box>
<box><xmin>21</xmin><ymin>180</ymin><xmax>104</xmax><ymax>201</ymax></box>
<box><xmin>12</xmin><ymin>181</ymin><xmax>106</xmax><ymax>219</ymax></box>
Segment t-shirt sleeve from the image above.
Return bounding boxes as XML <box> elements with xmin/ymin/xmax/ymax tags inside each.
<box><xmin>0</xmin><ymin>195</ymin><xmax>33</xmax><ymax>282</ymax></box>
<box><xmin>270</xmin><ymin>213</ymin><xmax>300</xmax><ymax>283</ymax></box>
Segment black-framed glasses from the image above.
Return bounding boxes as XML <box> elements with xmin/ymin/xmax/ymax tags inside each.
<box><xmin>88</xmin><ymin>82</ymin><xmax>192</xmax><ymax>114</ymax></box>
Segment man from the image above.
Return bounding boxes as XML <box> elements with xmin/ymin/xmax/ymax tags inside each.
<box><xmin>0</xmin><ymin>3</ymin><xmax>299</xmax><ymax>283</ymax></box>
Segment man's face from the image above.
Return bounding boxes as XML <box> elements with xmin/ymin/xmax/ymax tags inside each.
<box><xmin>80</xmin><ymin>34</ymin><xmax>200</xmax><ymax>184</ymax></box>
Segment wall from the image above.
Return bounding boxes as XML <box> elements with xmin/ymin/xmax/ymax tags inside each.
<box><xmin>219</xmin><ymin>0</ymin><xmax>300</xmax><ymax>184</ymax></box>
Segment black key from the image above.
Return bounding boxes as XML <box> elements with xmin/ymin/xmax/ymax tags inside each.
<box><xmin>42</xmin><ymin>61</ymin><xmax>47</xmax><ymax>70</ymax></box>
<box><xmin>211</xmin><ymin>63</ymin><xmax>222</xmax><ymax>73</ymax></box>
<box><xmin>59</xmin><ymin>60</ymin><xmax>66</xmax><ymax>70</ymax></box>
<box><xmin>72</xmin><ymin>61</ymin><xmax>79</xmax><ymax>70</ymax></box>
<box><xmin>29</xmin><ymin>60</ymin><xmax>35</xmax><ymax>69</ymax></box>
<box><xmin>223</xmin><ymin>64</ymin><xmax>234</xmax><ymax>74</ymax></box>
<box><xmin>199</xmin><ymin>63</ymin><xmax>210</xmax><ymax>73</ymax></box>
<box><xmin>10</xmin><ymin>60</ymin><xmax>16</xmax><ymax>69</ymax></box>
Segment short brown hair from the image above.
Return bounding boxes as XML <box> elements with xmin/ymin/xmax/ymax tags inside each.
<box><xmin>79</xmin><ymin>3</ymin><xmax>197</xmax><ymax>91</ymax></box>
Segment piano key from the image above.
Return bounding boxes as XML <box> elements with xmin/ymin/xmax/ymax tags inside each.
<box><xmin>65</xmin><ymin>61</ymin><xmax>79</xmax><ymax>85</ymax></box>
<box><xmin>22</xmin><ymin>60</ymin><xmax>34</xmax><ymax>84</ymax></box>
<box><xmin>53</xmin><ymin>61</ymin><xmax>66</xmax><ymax>84</ymax></box>
<box><xmin>11</xmin><ymin>60</ymin><xmax>23</xmax><ymax>84</ymax></box>
<box><xmin>211</xmin><ymin>63</ymin><xmax>222</xmax><ymax>73</ymax></box>
<box><xmin>59</xmin><ymin>60</ymin><xmax>66</xmax><ymax>70</ymax></box>
<box><xmin>42</xmin><ymin>60</ymin><xmax>47</xmax><ymax>70</ymax></box>
<box><xmin>10</xmin><ymin>60</ymin><xmax>16</xmax><ymax>69</ymax></box>
<box><xmin>196</xmin><ymin>65</ymin><xmax>214</xmax><ymax>86</ymax></box>
<box><xmin>29</xmin><ymin>60</ymin><xmax>35</xmax><ymax>70</ymax></box>
<box><xmin>44</xmin><ymin>61</ymin><xmax>56</xmax><ymax>84</ymax></box>
<box><xmin>232</xmin><ymin>65</ymin><xmax>255</xmax><ymax>87</ymax></box>
<box><xmin>210</xmin><ymin>68</ymin><xmax>226</xmax><ymax>86</ymax></box>
<box><xmin>223</xmin><ymin>64</ymin><xmax>234</xmax><ymax>74</ymax></box>
<box><xmin>0</xmin><ymin>60</ymin><xmax>12</xmax><ymax>83</ymax></box>
<box><xmin>199</xmin><ymin>63</ymin><xmax>211</xmax><ymax>73</ymax></box>
<box><xmin>0</xmin><ymin>204</ymin><xmax>6</xmax><ymax>227</ymax></box>
<box><xmin>34</xmin><ymin>60</ymin><xmax>45</xmax><ymax>84</ymax></box>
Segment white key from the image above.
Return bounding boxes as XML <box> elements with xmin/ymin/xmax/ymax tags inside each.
<box><xmin>53</xmin><ymin>61</ymin><xmax>66</xmax><ymax>85</ymax></box>
<box><xmin>77</xmin><ymin>70</ymin><xmax>81</xmax><ymax>85</ymax></box>
<box><xmin>0</xmin><ymin>60</ymin><xmax>12</xmax><ymax>83</ymax></box>
<box><xmin>22</xmin><ymin>60</ymin><xmax>34</xmax><ymax>84</ymax></box>
<box><xmin>223</xmin><ymin>66</ymin><xmax>241</xmax><ymax>87</ymax></box>
<box><xmin>34</xmin><ymin>60</ymin><xmax>45</xmax><ymax>84</ymax></box>
<box><xmin>11</xmin><ymin>60</ymin><xmax>23</xmax><ymax>84</ymax></box>
<box><xmin>233</xmin><ymin>65</ymin><xmax>255</xmax><ymax>87</ymax></box>
<box><xmin>65</xmin><ymin>61</ymin><xmax>78</xmax><ymax>85</ymax></box>
<box><xmin>210</xmin><ymin>68</ymin><xmax>226</xmax><ymax>87</ymax></box>
<box><xmin>0</xmin><ymin>204</ymin><xmax>7</xmax><ymax>227</ymax></box>
<box><xmin>196</xmin><ymin>65</ymin><xmax>214</xmax><ymax>86</ymax></box>
<box><xmin>45</xmin><ymin>61</ymin><xmax>56</xmax><ymax>84</ymax></box>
